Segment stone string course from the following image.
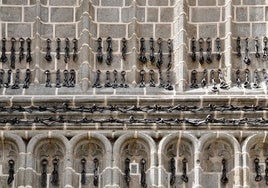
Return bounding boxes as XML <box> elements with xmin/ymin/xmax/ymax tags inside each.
<box><xmin>0</xmin><ymin>0</ymin><xmax>268</xmax><ymax>187</ymax></box>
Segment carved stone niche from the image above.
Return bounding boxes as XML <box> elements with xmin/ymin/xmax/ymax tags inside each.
<box><xmin>73</xmin><ymin>140</ymin><xmax>104</xmax><ymax>187</ymax></box>
<box><xmin>248</xmin><ymin>140</ymin><xmax>268</xmax><ymax>187</ymax></box>
<box><xmin>120</xmin><ymin>139</ymin><xmax>149</xmax><ymax>188</ymax></box>
<box><xmin>200</xmin><ymin>139</ymin><xmax>234</xmax><ymax>188</ymax></box>
<box><xmin>0</xmin><ymin>140</ymin><xmax>18</xmax><ymax>186</ymax></box>
<box><xmin>163</xmin><ymin>139</ymin><xmax>194</xmax><ymax>188</ymax></box>
<box><xmin>34</xmin><ymin>139</ymin><xmax>65</xmax><ymax>187</ymax></box>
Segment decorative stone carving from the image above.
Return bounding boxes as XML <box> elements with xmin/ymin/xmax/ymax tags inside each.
<box><xmin>201</xmin><ymin>140</ymin><xmax>233</xmax><ymax>172</ymax></box>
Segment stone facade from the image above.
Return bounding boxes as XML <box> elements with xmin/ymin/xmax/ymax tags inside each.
<box><xmin>0</xmin><ymin>0</ymin><xmax>268</xmax><ymax>188</ymax></box>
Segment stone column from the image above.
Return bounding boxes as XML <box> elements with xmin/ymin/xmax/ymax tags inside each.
<box><xmin>78</xmin><ymin>0</ymin><xmax>92</xmax><ymax>92</ymax></box>
<box><xmin>224</xmin><ymin>0</ymin><xmax>233</xmax><ymax>87</ymax></box>
<box><xmin>173</xmin><ymin>0</ymin><xmax>188</xmax><ymax>93</ymax></box>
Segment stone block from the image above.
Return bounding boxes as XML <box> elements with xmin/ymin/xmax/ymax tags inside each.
<box><xmin>252</xmin><ymin>23</ymin><xmax>266</xmax><ymax>37</ymax></box>
<box><xmin>233</xmin><ymin>0</ymin><xmax>241</xmax><ymax>5</ymax></box>
<box><xmin>236</xmin><ymin>7</ymin><xmax>248</xmax><ymax>22</ymax></box>
<box><xmin>155</xmin><ymin>24</ymin><xmax>171</xmax><ymax>38</ymax></box>
<box><xmin>160</xmin><ymin>8</ymin><xmax>173</xmax><ymax>22</ymax></box>
<box><xmin>191</xmin><ymin>7</ymin><xmax>220</xmax><ymax>22</ymax></box>
<box><xmin>2</xmin><ymin>0</ymin><xmax>27</xmax><ymax>4</ymax></box>
<box><xmin>30</xmin><ymin>0</ymin><xmax>47</xmax><ymax>4</ymax></box>
<box><xmin>7</xmin><ymin>23</ymin><xmax>31</xmax><ymax>38</ymax></box>
<box><xmin>148</xmin><ymin>0</ymin><xmax>168</xmax><ymax>6</ymax></box>
<box><xmin>232</xmin><ymin>23</ymin><xmax>250</xmax><ymax>37</ymax></box>
<box><xmin>49</xmin><ymin>0</ymin><xmax>76</xmax><ymax>6</ymax></box>
<box><xmin>199</xmin><ymin>24</ymin><xmax>217</xmax><ymax>39</ymax></box>
<box><xmin>0</xmin><ymin>7</ymin><xmax>22</xmax><ymax>22</ymax></box>
<box><xmin>136</xmin><ymin>24</ymin><xmax>154</xmax><ymax>38</ymax></box>
<box><xmin>97</xmin><ymin>8</ymin><xmax>119</xmax><ymax>22</ymax></box>
<box><xmin>55</xmin><ymin>24</ymin><xmax>76</xmax><ymax>38</ymax></box>
<box><xmin>198</xmin><ymin>0</ymin><xmax>216</xmax><ymax>6</ymax></box>
<box><xmin>147</xmin><ymin>8</ymin><xmax>158</xmax><ymax>22</ymax></box>
<box><xmin>40</xmin><ymin>6</ymin><xmax>49</xmax><ymax>22</ymax></box>
<box><xmin>101</xmin><ymin>0</ymin><xmax>123</xmax><ymax>6</ymax></box>
<box><xmin>121</xmin><ymin>7</ymin><xmax>135</xmax><ymax>23</ymax></box>
<box><xmin>24</xmin><ymin>6</ymin><xmax>36</xmax><ymax>22</ymax></box>
<box><xmin>51</xmin><ymin>8</ymin><xmax>74</xmax><ymax>22</ymax></box>
<box><xmin>243</xmin><ymin>0</ymin><xmax>265</xmax><ymax>5</ymax></box>
<box><xmin>249</xmin><ymin>7</ymin><xmax>264</xmax><ymax>22</ymax></box>
<box><xmin>136</xmin><ymin>7</ymin><xmax>146</xmax><ymax>22</ymax></box>
<box><xmin>99</xmin><ymin>24</ymin><xmax>126</xmax><ymax>38</ymax></box>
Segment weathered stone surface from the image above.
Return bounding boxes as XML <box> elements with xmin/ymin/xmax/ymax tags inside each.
<box><xmin>0</xmin><ymin>7</ymin><xmax>21</xmax><ymax>22</ymax></box>
<box><xmin>51</xmin><ymin>8</ymin><xmax>74</xmax><ymax>22</ymax></box>
<box><xmin>249</xmin><ymin>7</ymin><xmax>264</xmax><ymax>21</ymax></box>
<box><xmin>97</xmin><ymin>8</ymin><xmax>119</xmax><ymax>22</ymax></box>
<box><xmin>191</xmin><ymin>8</ymin><xmax>221</xmax><ymax>22</ymax></box>
<box><xmin>55</xmin><ymin>24</ymin><xmax>76</xmax><ymax>37</ymax></box>
<box><xmin>7</xmin><ymin>23</ymin><xmax>31</xmax><ymax>37</ymax></box>
<box><xmin>236</xmin><ymin>7</ymin><xmax>248</xmax><ymax>22</ymax></box>
<box><xmin>99</xmin><ymin>24</ymin><xmax>126</xmax><ymax>38</ymax></box>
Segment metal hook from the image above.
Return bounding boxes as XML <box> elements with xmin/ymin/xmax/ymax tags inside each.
<box><xmin>167</xmin><ymin>39</ymin><xmax>172</xmax><ymax>70</ymax></box>
<box><xmin>216</xmin><ymin>37</ymin><xmax>221</xmax><ymax>61</ymax></box>
<box><xmin>7</xmin><ymin>159</ymin><xmax>15</xmax><ymax>185</ymax></box>
<box><xmin>45</xmin><ymin>38</ymin><xmax>52</xmax><ymax>62</ymax></box>
<box><xmin>56</xmin><ymin>38</ymin><xmax>61</xmax><ymax>60</ymax></box>
<box><xmin>51</xmin><ymin>158</ymin><xmax>59</xmax><ymax>186</ymax></box>
<box><xmin>55</xmin><ymin>69</ymin><xmax>61</xmax><ymax>88</ymax></box>
<box><xmin>149</xmin><ymin>70</ymin><xmax>155</xmax><ymax>87</ymax></box>
<box><xmin>236</xmin><ymin>69</ymin><xmax>241</xmax><ymax>87</ymax></box>
<box><xmin>23</xmin><ymin>69</ymin><xmax>31</xmax><ymax>89</ymax></box>
<box><xmin>156</xmin><ymin>38</ymin><xmax>163</xmax><ymax>69</ymax></box>
<box><xmin>170</xmin><ymin>158</ymin><xmax>176</xmax><ymax>185</ymax></box>
<box><xmin>10</xmin><ymin>37</ymin><xmax>16</xmax><ymax>69</ymax></box>
<box><xmin>140</xmin><ymin>158</ymin><xmax>147</xmax><ymax>188</ymax></box>
<box><xmin>121</xmin><ymin>38</ymin><xmax>127</xmax><ymax>61</ymax></box>
<box><xmin>93</xmin><ymin>70</ymin><xmax>102</xmax><ymax>88</ymax></box>
<box><xmin>221</xmin><ymin>159</ymin><xmax>228</xmax><ymax>184</ymax></box>
<box><xmin>44</xmin><ymin>70</ymin><xmax>52</xmax><ymax>87</ymax></box>
<box><xmin>191</xmin><ymin>37</ymin><xmax>196</xmax><ymax>62</ymax></box>
<box><xmin>104</xmin><ymin>71</ymin><xmax>112</xmax><ymax>88</ymax></box>
<box><xmin>19</xmin><ymin>37</ymin><xmax>25</xmax><ymax>63</ymax></box>
<box><xmin>253</xmin><ymin>69</ymin><xmax>260</xmax><ymax>88</ymax></box>
<box><xmin>244</xmin><ymin>69</ymin><xmax>251</xmax><ymax>89</ymax></box>
<box><xmin>64</xmin><ymin>38</ymin><xmax>70</xmax><ymax>63</ymax></box>
<box><xmin>112</xmin><ymin>69</ymin><xmax>118</xmax><ymax>89</ymax></box>
<box><xmin>81</xmin><ymin>158</ymin><xmax>86</xmax><ymax>185</ymax></box>
<box><xmin>218</xmin><ymin>69</ymin><xmax>229</xmax><ymax>89</ymax></box>
<box><xmin>62</xmin><ymin>70</ymin><xmax>69</xmax><ymax>87</ymax></box>
<box><xmin>139</xmin><ymin>38</ymin><xmax>147</xmax><ymax>64</ymax></box>
<box><xmin>120</xmin><ymin>71</ymin><xmax>129</xmax><ymax>88</ymax></box>
<box><xmin>106</xmin><ymin>36</ymin><xmax>113</xmax><ymax>65</ymax></box>
<box><xmin>4</xmin><ymin>69</ymin><xmax>12</xmax><ymax>88</ymax></box>
<box><xmin>0</xmin><ymin>69</ymin><xmax>4</xmax><ymax>88</ymax></box>
<box><xmin>211</xmin><ymin>70</ymin><xmax>218</xmax><ymax>92</ymax></box>
<box><xmin>1</xmin><ymin>38</ymin><xmax>8</xmax><ymax>63</ymax></box>
<box><xmin>149</xmin><ymin>37</ymin><xmax>155</xmax><ymax>63</ymax></box>
<box><xmin>199</xmin><ymin>38</ymin><xmax>204</xmax><ymax>64</ymax></box>
<box><xmin>97</xmin><ymin>37</ymin><xmax>103</xmax><ymax>63</ymax></box>
<box><xmin>125</xmin><ymin>158</ymin><xmax>131</xmax><ymax>187</ymax></box>
<box><xmin>93</xmin><ymin>158</ymin><xmax>99</xmax><ymax>186</ymax></box>
<box><xmin>263</xmin><ymin>36</ymin><xmax>268</xmax><ymax>60</ymax></box>
<box><xmin>181</xmin><ymin>158</ymin><xmax>188</xmax><ymax>183</ymax></box>
<box><xmin>206</xmin><ymin>38</ymin><xmax>212</xmax><ymax>63</ymax></box>
<box><xmin>254</xmin><ymin>158</ymin><xmax>262</xmax><ymax>182</ymax></box>
<box><xmin>244</xmin><ymin>38</ymin><xmax>251</xmax><ymax>65</ymax></box>
<box><xmin>11</xmin><ymin>69</ymin><xmax>20</xmax><ymax>89</ymax></box>
<box><xmin>201</xmin><ymin>69</ymin><xmax>207</xmax><ymax>88</ymax></box>
<box><xmin>73</xmin><ymin>38</ymin><xmax>78</xmax><ymax>62</ymax></box>
<box><xmin>26</xmin><ymin>38</ymin><xmax>32</xmax><ymax>63</ymax></box>
<box><xmin>139</xmin><ymin>70</ymin><xmax>146</xmax><ymax>88</ymax></box>
<box><xmin>41</xmin><ymin>159</ymin><xmax>48</xmax><ymax>187</ymax></box>
<box><xmin>255</xmin><ymin>37</ymin><xmax>260</xmax><ymax>58</ymax></box>
<box><xmin>236</xmin><ymin>37</ymin><xmax>241</xmax><ymax>57</ymax></box>
<box><xmin>190</xmin><ymin>70</ymin><xmax>199</xmax><ymax>88</ymax></box>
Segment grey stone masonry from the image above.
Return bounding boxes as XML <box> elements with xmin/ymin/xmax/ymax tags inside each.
<box><xmin>0</xmin><ymin>0</ymin><xmax>267</xmax><ymax>187</ymax></box>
